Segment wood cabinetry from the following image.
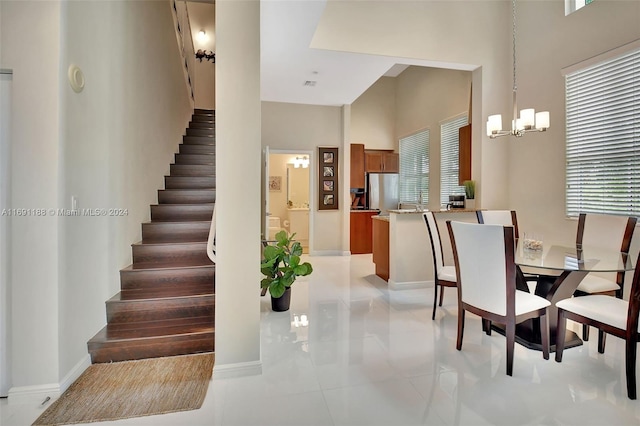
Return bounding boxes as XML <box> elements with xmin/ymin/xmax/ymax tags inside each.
<box><xmin>350</xmin><ymin>211</ymin><xmax>378</xmax><ymax>254</ymax></box>
<box><xmin>372</xmin><ymin>217</ymin><xmax>389</xmax><ymax>281</ymax></box>
<box><xmin>350</xmin><ymin>144</ymin><xmax>365</xmax><ymax>188</ymax></box>
<box><xmin>458</xmin><ymin>123</ymin><xmax>472</xmax><ymax>184</ymax></box>
<box><xmin>365</xmin><ymin>150</ymin><xmax>399</xmax><ymax>173</ymax></box>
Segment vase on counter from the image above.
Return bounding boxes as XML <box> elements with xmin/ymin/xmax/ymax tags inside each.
<box><xmin>465</xmin><ymin>198</ymin><xmax>475</xmax><ymax>210</ymax></box>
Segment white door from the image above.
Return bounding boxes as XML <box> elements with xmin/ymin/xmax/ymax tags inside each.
<box><xmin>262</xmin><ymin>146</ymin><xmax>270</xmax><ymax>240</ymax></box>
<box><xmin>1</xmin><ymin>70</ymin><xmax>13</xmax><ymax>396</ymax></box>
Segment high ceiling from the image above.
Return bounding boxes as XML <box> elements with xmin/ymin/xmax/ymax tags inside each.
<box><xmin>260</xmin><ymin>0</ymin><xmax>474</xmax><ymax>107</ymax></box>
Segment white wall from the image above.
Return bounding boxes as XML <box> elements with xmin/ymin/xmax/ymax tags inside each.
<box><xmin>350</xmin><ymin>76</ymin><xmax>396</xmax><ymax>150</ymax></box>
<box><xmin>262</xmin><ymin>101</ymin><xmax>345</xmax><ymax>254</ymax></box>
<box><xmin>0</xmin><ymin>71</ymin><xmax>12</xmax><ymax>397</ymax></box>
<box><xmin>1</xmin><ymin>0</ymin><xmax>192</xmax><ymax>395</ymax></box>
<box><xmin>214</xmin><ymin>0</ymin><xmax>262</xmax><ymax>375</ymax></box>
<box><xmin>1</xmin><ymin>0</ymin><xmax>62</xmax><ymax>391</ymax></box>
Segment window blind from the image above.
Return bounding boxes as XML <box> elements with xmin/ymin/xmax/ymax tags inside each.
<box><xmin>399</xmin><ymin>130</ymin><xmax>429</xmax><ymax>205</ymax></box>
<box><xmin>565</xmin><ymin>47</ymin><xmax>640</xmax><ymax>218</ymax></box>
<box><xmin>440</xmin><ymin>115</ymin><xmax>468</xmax><ymax>203</ymax></box>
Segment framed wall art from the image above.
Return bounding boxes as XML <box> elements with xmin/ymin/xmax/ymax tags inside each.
<box><xmin>318</xmin><ymin>147</ymin><xmax>338</xmax><ymax>210</ymax></box>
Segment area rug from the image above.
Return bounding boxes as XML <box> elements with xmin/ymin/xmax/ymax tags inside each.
<box><xmin>33</xmin><ymin>353</ymin><xmax>215</xmax><ymax>426</ymax></box>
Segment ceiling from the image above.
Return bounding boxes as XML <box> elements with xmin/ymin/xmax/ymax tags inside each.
<box><xmin>260</xmin><ymin>0</ymin><xmax>475</xmax><ymax>107</ymax></box>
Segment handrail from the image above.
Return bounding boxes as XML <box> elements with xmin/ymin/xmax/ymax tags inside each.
<box><xmin>207</xmin><ymin>204</ymin><xmax>216</xmax><ymax>263</ymax></box>
<box><xmin>170</xmin><ymin>0</ymin><xmax>196</xmax><ymax>106</ymax></box>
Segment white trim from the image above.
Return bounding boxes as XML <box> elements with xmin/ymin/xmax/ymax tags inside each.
<box><xmin>60</xmin><ymin>354</ymin><xmax>91</xmax><ymax>393</ymax></box>
<box><xmin>388</xmin><ymin>279</ymin><xmax>433</xmax><ymax>291</ymax></box>
<box><xmin>561</xmin><ymin>38</ymin><xmax>640</xmax><ymax>76</ymax></box>
<box><xmin>213</xmin><ymin>360</ymin><xmax>262</xmax><ymax>379</ymax></box>
<box><xmin>8</xmin><ymin>383</ymin><xmax>60</xmax><ymax>405</ymax></box>
<box><xmin>6</xmin><ymin>354</ymin><xmax>90</xmax><ymax>404</ymax></box>
<box><xmin>309</xmin><ymin>250</ymin><xmax>350</xmax><ymax>256</ymax></box>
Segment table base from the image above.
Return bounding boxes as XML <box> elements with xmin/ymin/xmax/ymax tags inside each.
<box><xmin>490</xmin><ymin>321</ymin><xmax>583</xmax><ymax>352</ymax></box>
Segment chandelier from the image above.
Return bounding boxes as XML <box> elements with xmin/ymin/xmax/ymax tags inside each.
<box><xmin>486</xmin><ymin>0</ymin><xmax>549</xmax><ymax>139</ymax></box>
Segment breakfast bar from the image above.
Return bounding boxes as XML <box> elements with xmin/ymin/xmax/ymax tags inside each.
<box><xmin>373</xmin><ymin>209</ymin><xmax>478</xmax><ymax>290</ymax></box>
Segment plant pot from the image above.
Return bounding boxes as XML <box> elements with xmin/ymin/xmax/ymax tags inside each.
<box><xmin>465</xmin><ymin>198</ymin><xmax>476</xmax><ymax>210</ymax></box>
<box><xmin>271</xmin><ymin>287</ymin><xmax>292</xmax><ymax>312</ymax></box>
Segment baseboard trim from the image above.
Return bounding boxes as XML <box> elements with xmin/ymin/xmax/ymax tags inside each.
<box><xmin>60</xmin><ymin>354</ymin><xmax>91</xmax><ymax>393</ymax></box>
<box><xmin>8</xmin><ymin>383</ymin><xmax>60</xmax><ymax>405</ymax></box>
<box><xmin>213</xmin><ymin>360</ymin><xmax>262</xmax><ymax>379</ymax></box>
<box><xmin>308</xmin><ymin>250</ymin><xmax>350</xmax><ymax>256</ymax></box>
<box><xmin>7</xmin><ymin>354</ymin><xmax>91</xmax><ymax>404</ymax></box>
<box><xmin>388</xmin><ymin>279</ymin><xmax>433</xmax><ymax>291</ymax></box>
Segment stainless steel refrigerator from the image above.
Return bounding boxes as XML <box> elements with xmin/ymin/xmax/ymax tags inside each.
<box><xmin>367</xmin><ymin>173</ymin><xmax>399</xmax><ymax>215</ymax></box>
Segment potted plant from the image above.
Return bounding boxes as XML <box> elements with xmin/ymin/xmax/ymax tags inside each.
<box><xmin>463</xmin><ymin>180</ymin><xmax>476</xmax><ymax>210</ymax></box>
<box><xmin>261</xmin><ymin>230</ymin><xmax>313</xmax><ymax>312</ymax></box>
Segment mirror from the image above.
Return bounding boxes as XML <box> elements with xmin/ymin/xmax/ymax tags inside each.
<box><xmin>287</xmin><ymin>164</ymin><xmax>310</xmax><ymax>208</ymax></box>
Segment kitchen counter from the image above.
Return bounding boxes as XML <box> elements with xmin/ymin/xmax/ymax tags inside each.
<box><xmin>350</xmin><ymin>209</ymin><xmax>381</xmax><ymax>213</ymax></box>
<box><xmin>388</xmin><ymin>208</ymin><xmax>478</xmax><ymax>214</ymax></box>
<box><xmin>373</xmin><ymin>209</ymin><xmax>477</xmax><ymax>290</ymax></box>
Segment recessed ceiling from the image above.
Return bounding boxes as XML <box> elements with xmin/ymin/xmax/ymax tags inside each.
<box><xmin>260</xmin><ymin>0</ymin><xmax>474</xmax><ymax>107</ymax></box>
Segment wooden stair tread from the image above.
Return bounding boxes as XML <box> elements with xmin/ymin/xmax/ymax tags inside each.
<box><xmin>89</xmin><ymin>108</ymin><xmax>216</xmax><ymax>364</ymax></box>
<box><xmin>89</xmin><ymin>322</ymin><xmax>214</xmax><ymax>343</ymax></box>
<box><xmin>123</xmin><ymin>259</ymin><xmax>214</xmax><ymax>271</ymax></box>
<box><xmin>107</xmin><ymin>291</ymin><xmax>214</xmax><ymax>303</ymax></box>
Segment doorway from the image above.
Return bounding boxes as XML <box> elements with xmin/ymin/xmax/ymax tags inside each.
<box><xmin>1</xmin><ymin>69</ymin><xmax>13</xmax><ymax>397</ymax></box>
<box><xmin>266</xmin><ymin>151</ymin><xmax>312</xmax><ymax>253</ymax></box>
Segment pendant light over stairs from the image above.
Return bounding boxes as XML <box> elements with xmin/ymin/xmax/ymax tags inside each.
<box><xmin>87</xmin><ymin>109</ymin><xmax>216</xmax><ymax>363</ymax></box>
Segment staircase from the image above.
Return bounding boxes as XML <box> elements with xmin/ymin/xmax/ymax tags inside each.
<box><xmin>87</xmin><ymin>109</ymin><xmax>216</xmax><ymax>363</ymax></box>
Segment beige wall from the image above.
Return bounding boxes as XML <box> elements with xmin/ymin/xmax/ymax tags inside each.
<box><xmin>262</xmin><ymin>101</ymin><xmax>346</xmax><ymax>254</ymax></box>
<box><xmin>215</xmin><ymin>0</ymin><xmax>262</xmax><ymax>374</ymax></box>
<box><xmin>1</xmin><ymin>0</ymin><xmax>193</xmax><ymax>395</ymax></box>
<box><xmin>188</xmin><ymin>1</ymin><xmax>216</xmax><ymax>110</ymax></box>
<box><xmin>395</xmin><ymin>66</ymin><xmax>472</xmax><ymax>209</ymax></box>
<box><xmin>312</xmin><ymin>0</ymin><xmax>640</xmax><ymax>250</ymax></box>
<box><xmin>350</xmin><ymin>76</ymin><xmax>396</xmax><ymax>150</ymax></box>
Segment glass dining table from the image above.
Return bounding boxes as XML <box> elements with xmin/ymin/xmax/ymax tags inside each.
<box><xmin>492</xmin><ymin>243</ymin><xmax>635</xmax><ymax>352</ymax></box>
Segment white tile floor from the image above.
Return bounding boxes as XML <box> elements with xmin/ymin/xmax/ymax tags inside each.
<box><xmin>2</xmin><ymin>254</ymin><xmax>640</xmax><ymax>425</ymax></box>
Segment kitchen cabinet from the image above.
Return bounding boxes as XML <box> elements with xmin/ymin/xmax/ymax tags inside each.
<box><xmin>458</xmin><ymin>123</ymin><xmax>472</xmax><ymax>184</ymax></box>
<box><xmin>350</xmin><ymin>211</ymin><xmax>378</xmax><ymax>254</ymax></box>
<box><xmin>365</xmin><ymin>150</ymin><xmax>399</xmax><ymax>173</ymax></box>
<box><xmin>350</xmin><ymin>144</ymin><xmax>365</xmax><ymax>188</ymax></box>
<box><xmin>372</xmin><ymin>217</ymin><xmax>389</xmax><ymax>281</ymax></box>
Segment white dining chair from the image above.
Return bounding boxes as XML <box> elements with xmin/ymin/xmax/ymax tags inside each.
<box><xmin>575</xmin><ymin>213</ymin><xmax>637</xmax><ymax>345</ymax></box>
<box><xmin>423</xmin><ymin>212</ymin><xmax>457</xmax><ymax>320</ymax></box>
<box><xmin>476</xmin><ymin>210</ymin><xmax>519</xmax><ymax>238</ymax></box>
<box><xmin>447</xmin><ymin>220</ymin><xmax>550</xmax><ymax>376</ymax></box>
<box><xmin>556</xmin><ymin>249</ymin><xmax>640</xmax><ymax>400</ymax></box>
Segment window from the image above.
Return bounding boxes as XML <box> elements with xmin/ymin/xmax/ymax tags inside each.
<box><xmin>440</xmin><ymin>115</ymin><xmax>468</xmax><ymax>204</ymax></box>
<box><xmin>565</xmin><ymin>47</ymin><xmax>640</xmax><ymax>218</ymax></box>
<box><xmin>399</xmin><ymin>130</ymin><xmax>429</xmax><ymax>206</ymax></box>
<box><xmin>565</xmin><ymin>0</ymin><xmax>595</xmax><ymax>16</ymax></box>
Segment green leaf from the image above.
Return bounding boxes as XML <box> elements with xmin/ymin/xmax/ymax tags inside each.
<box><xmin>289</xmin><ymin>255</ymin><xmax>300</xmax><ymax>268</ymax></box>
<box><xmin>275</xmin><ymin>230</ymin><xmax>289</xmax><ymax>246</ymax></box>
<box><xmin>269</xmin><ymin>280</ymin><xmax>286</xmax><ymax>298</ymax></box>
<box><xmin>294</xmin><ymin>262</ymin><xmax>312</xmax><ymax>276</ymax></box>
<box><xmin>263</xmin><ymin>245</ymin><xmax>280</xmax><ymax>260</ymax></box>
<box><xmin>290</xmin><ymin>241</ymin><xmax>303</xmax><ymax>256</ymax></box>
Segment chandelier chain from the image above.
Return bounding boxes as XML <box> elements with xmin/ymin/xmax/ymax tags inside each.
<box><xmin>512</xmin><ymin>0</ymin><xmax>517</xmax><ymax>92</ymax></box>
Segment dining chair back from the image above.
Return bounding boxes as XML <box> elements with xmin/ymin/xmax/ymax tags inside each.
<box><xmin>575</xmin><ymin>213</ymin><xmax>636</xmax><ymax>343</ymax></box>
<box><xmin>447</xmin><ymin>220</ymin><xmax>550</xmax><ymax>376</ymax></box>
<box><xmin>476</xmin><ymin>210</ymin><xmax>519</xmax><ymax>239</ymax></box>
<box><xmin>423</xmin><ymin>212</ymin><xmax>457</xmax><ymax>320</ymax></box>
<box><xmin>555</xmin><ymin>249</ymin><xmax>640</xmax><ymax>399</ymax></box>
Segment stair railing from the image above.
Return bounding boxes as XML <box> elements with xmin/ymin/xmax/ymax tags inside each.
<box><xmin>170</xmin><ymin>0</ymin><xmax>196</xmax><ymax>107</ymax></box>
<box><xmin>207</xmin><ymin>204</ymin><xmax>216</xmax><ymax>263</ymax></box>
